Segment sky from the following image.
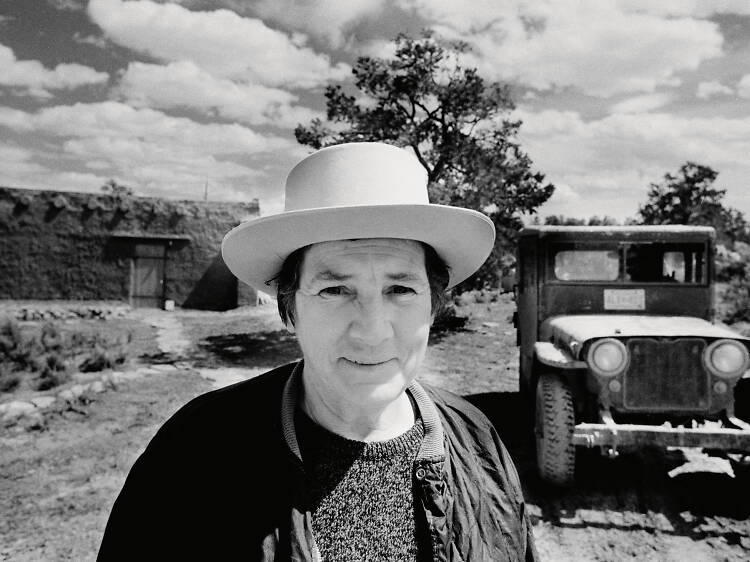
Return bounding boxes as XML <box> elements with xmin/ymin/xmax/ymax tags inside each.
<box><xmin>1</xmin><ymin>0</ymin><xmax>749</xmax><ymax>222</ymax></box>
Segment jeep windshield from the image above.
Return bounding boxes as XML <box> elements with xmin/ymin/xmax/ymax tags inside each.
<box><xmin>551</xmin><ymin>243</ymin><xmax>706</xmax><ymax>284</ymax></box>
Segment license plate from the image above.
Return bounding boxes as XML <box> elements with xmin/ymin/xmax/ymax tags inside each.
<box><xmin>604</xmin><ymin>289</ymin><xmax>645</xmax><ymax>310</ymax></box>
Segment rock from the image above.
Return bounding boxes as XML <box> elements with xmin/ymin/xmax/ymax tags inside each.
<box><xmin>90</xmin><ymin>380</ymin><xmax>105</xmax><ymax>393</ymax></box>
<box><xmin>70</xmin><ymin>384</ymin><xmax>86</xmax><ymax>397</ymax></box>
<box><xmin>30</xmin><ymin>396</ymin><xmax>56</xmax><ymax>409</ymax></box>
<box><xmin>150</xmin><ymin>364</ymin><xmax>178</xmax><ymax>373</ymax></box>
<box><xmin>58</xmin><ymin>389</ymin><xmax>75</xmax><ymax>403</ymax></box>
<box><xmin>20</xmin><ymin>412</ymin><xmax>45</xmax><ymax>431</ymax></box>
<box><xmin>482</xmin><ymin>321</ymin><xmax>500</xmax><ymax>328</ymax></box>
<box><xmin>100</xmin><ymin>373</ymin><xmax>118</xmax><ymax>390</ymax></box>
<box><xmin>1</xmin><ymin>401</ymin><xmax>37</xmax><ymax>422</ymax></box>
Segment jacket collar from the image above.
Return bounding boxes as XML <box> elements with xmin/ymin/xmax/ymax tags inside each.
<box><xmin>280</xmin><ymin>360</ymin><xmax>445</xmax><ymax>462</ymax></box>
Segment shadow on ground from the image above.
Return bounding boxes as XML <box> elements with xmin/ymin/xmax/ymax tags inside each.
<box><xmin>191</xmin><ymin>330</ymin><xmax>302</xmax><ymax>368</ymax></box>
<box><xmin>464</xmin><ymin>390</ymin><xmax>750</xmax><ymax>541</ymax></box>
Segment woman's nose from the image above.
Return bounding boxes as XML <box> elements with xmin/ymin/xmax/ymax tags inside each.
<box><xmin>348</xmin><ymin>297</ymin><xmax>393</xmax><ymax>345</ymax></box>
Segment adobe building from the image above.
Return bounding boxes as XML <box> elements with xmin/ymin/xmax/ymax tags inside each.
<box><xmin>0</xmin><ymin>186</ymin><xmax>259</xmax><ymax>310</ymax></box>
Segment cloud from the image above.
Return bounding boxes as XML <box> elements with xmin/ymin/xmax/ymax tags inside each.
<box><xmin>115</xmin><ymin>61</ymin><xmax>321</xmax><ymax>128</ymax></box>
<box><xmin>87</xmin><ymin>0</ymin><xmax>350</xmax><ymax>88</ymax></box>
<box><xmin>616</xmin><ymin>0</ymin><xmax>750</xmax><ymax>17</ymax></box>
<box><xmin>72</xmin><ymin>32</ymin><xmax>109</xmax><ymax>49</ymax></box>
<box><xmin>251</xmin><ymin>0</ymin><xmax>384</xmax><ymax>48</ymax></box>
<box><xmin>696</xmin><ymin>80</ymin><xmax>734</xmax><ymax>99</ymax></box>
<box><xmin>0</xmin><ymin>43</ymin><xmax>108</xmax><ymax>98</ymax></box>
<box><xmin>610</xmin><ymin>93</ymin><xmax>672</xmax><ymax>114</ymax></box>
<box><xmin>0</xmin><ymin>102</ymin><xmax>289</xmax><ymax>153</ymax></box>
<box><xmin>400</xmin><ymin>0</ymin><xmax>723</xmax><ymax>97</ymax></box>
<box><xmin>738</xmin><ymin>75</ymin><xmax>750</xmax><ymax>99</ymax></box>
<box><xmin>0</xmin><ymin>102</ymin><xmax>295</xmax><ymax>201</ymax></box>
<box><xmin>516</xmin><ymin>107</ymin><xmax>750</xmax><ymax>219</ymax></box>
<box><xmin>47</xmin><ymin>0</ymin><xmax>86</xmax><ymax>10</ymax></box>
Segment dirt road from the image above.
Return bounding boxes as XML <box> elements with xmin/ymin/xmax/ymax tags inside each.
<box><xmin>1</xmin><ymin>294</ymin><xmax>749</xmax><ymax>561</ymax></box>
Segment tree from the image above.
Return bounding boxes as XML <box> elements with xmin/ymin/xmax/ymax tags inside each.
<box><xmin>101</xmin><ymin>179</ymin><xmax>134</xmax><ymax>198</ymax></box>
<box><xmin>637</xmin><ymin>162</ymin><xmax>749</xmax><ymax>244</ymax></box>
<box><xmin>295</xmin><ymin>31</ymin><xmax>554</xmax><ymax>288</ymax></box>
<box><xmin>543</xmin><ymin>215</ymin><xmax>619</xmax><ymax>226</ymax></box>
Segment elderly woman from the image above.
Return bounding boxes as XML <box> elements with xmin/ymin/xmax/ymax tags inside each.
<box><xmin>98</xmin><ymin>142</ymin><xmax>537</xmax><ymax>561</ymax></box>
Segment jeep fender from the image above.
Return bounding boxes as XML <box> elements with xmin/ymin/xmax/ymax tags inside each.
<box><xmin>534</xmin><ymin>342</ymin><xmax>587</xmax><ymax>370</ymax></box>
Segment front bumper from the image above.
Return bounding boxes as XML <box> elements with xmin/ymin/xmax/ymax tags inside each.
<box><xmin>572</xmin><ymin>413</ymin><xmax>750</xmax><ymax>451</ymax></box>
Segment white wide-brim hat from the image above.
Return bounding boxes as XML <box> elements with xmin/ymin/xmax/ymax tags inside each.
<box><xmin>222</xmin><ymin>142</ymin><xmax>495</xmax><ymax>291</ymax></box>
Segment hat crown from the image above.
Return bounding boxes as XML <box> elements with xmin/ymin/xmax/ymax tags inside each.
<box><xmin>284</xmin><ymin>143</ymin><xmax>429</xmax><ymax>211</ymax></box>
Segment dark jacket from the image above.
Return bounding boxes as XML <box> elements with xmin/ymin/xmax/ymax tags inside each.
<box><xmin>98</xmin><ymin>362</ymin><xmax>538</xmax><ymax>561</ymax></box>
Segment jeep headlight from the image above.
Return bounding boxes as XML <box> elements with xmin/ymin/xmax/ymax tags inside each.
<box><xmin>704</xmin><ymin>339</ymin><xmax>749</xmax><ymax>379</ymax></box>
<box><xmin>588</xmin><ymin>338</ymin><xmax>628</xmax><ymax>377</ymax></box>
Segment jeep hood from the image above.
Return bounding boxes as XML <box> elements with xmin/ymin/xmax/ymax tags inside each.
<box><xmin>541</xmin><ymin>315</ymin><xmax>750</xmax><ymax>349</ymax></box>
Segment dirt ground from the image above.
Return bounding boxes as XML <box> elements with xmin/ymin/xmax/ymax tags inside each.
<box><xmin>1</xmin><ymin>293</ymin><xmax>749</xmax><ymax>561</ymax></box>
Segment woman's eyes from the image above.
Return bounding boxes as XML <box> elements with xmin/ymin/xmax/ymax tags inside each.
<box><xmin>317</xmin><ymin>285</ymin><xmax>417</xmax><ymax>297</ymax></box>
<box><xmin>319</xmin><ymin>286</ymin><xmax>348</xmax><ymax>297</ymax></box>
<box><xmin>388</xmin><ymin>285</ymin><xmax>417</xmax><ymax>295</ymax></box>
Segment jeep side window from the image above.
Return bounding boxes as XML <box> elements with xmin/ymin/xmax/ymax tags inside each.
<box><xmin>625</xmin><ymin>243</ymin><xmax>705</xmax><ymax>283</ymax></box>
<box><xmin>553</xmin><ymin>250</ymin><xmax>619</xmax><ymax>281</ymax></box>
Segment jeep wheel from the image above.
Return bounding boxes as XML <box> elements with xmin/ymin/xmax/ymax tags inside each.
<box><xmin>535</xmin><ymin>373</ymin><xmax>576</xmax><ymax>486</ymax></box>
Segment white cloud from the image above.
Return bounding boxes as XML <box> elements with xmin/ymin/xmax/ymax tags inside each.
<box><xmin>72</xmin><ymin>32</ymin><xmax>109</xmax><ymax>49</ymax></box>
<box><xmin>516</xmin><ymin>108</ymin><xmax>750</xmax><ymax>219</ymax></box>
<box><xmin>617</xmin><ymin>0</ymin><xmax>750</xmax><ymax>17</ymax></box>
<box><xmin>87</xmin><ymin>0</ymin><xmax>350</xmax><ymax>88</ymax></box>
<box><xmin>696</xmin><ymin>80</ymin><xmax>734</xmax><ymax>99</ymax></box>
<box><xmin>737</xmin><ymin>75</ymin><xmax>750</xmax><ymax>99</ymax></box>
<box><xmin>400</xmin><ymin>0</ymin><xmax>723</xmax><ymax>97</ymax></box>
<box><xmin>0</xmin><ymin>102</ymin><xmax>294</xmax><ymax>201</ymax></box>
<box><xmin>251</xmin><ymin>0</ymin><xmax>384</xmax><ymax>48</ymax></box>
<box><xmin>115</xmin><ymin>61</ymin><xmax>321</xmax><ymax>128</ymax></box>
<box><xmin>0</xmin><ymin>102</ymin><xmax>288</xmax><ymax>154</ymax></box>
<box><xmin>610</xmin><ymin>93</ymin><xmax>672</xmax><ymax>114</ymax></box>
<box><xmin>0</xmin><ymin>141</ymin><xmax>108</xmax><ymax>194</ymax></box>
<box><xmin>0</xmin><ymin>143</ymin><xmax>44</xmax><ymax>175</ymax></box>
<box><xmin>0</xmin><ymin>43</ymin><xmax>108</xmax><ymax>98</ymax></box>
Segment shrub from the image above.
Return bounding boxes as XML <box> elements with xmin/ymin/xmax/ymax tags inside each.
<box><xmin>721</xmin><ymin>277</ymin><xmax>750</xmax><ymax>324</ymax></box>
<box><xmin>0</xmin><ymin>362</ymin><xmax>21</xmax><ymax>393</ymax></box>
<box><xmin>40</xmin><ymin>322</ymin><xmax>63</xmax><ymax>351</ymax></box>
<box><xmin>78</xmin><ymin>345</ymin><xmax>127</xmax><ymax>372</ymax></box>
<box><xmin>0</xmin><ymin>317</ymin><xmax>38</xmax><ymax>369</ymax></box>
<box><xmin>432</xmin><ymin>302</ymin><xmax>468</xmax><ymax>333</ymax></box>
<box><xmin>0</xmin><ymin>318</ymin><xmax>134</xmax><ymax>393</ymax></box>
<box><xmin>36</xmin><ymin>353</ymin><xmax>70</xmax><ymax>391</ymax></box>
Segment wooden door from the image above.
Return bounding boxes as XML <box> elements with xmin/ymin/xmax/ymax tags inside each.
<box><xmin>130</xmin><ymin>243</ymin><xmax>166</xmax><ymax>308</ymax></box>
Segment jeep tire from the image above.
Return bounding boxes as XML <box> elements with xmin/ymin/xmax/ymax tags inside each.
<box><xmin>535</xmin><ymin>373</ymin><xmax>576</xmax><ymax>486</ymax></box>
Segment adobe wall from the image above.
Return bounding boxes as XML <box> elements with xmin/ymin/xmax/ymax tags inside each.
<box><xmin>0</xmin><ymin>186</ymin><xmax>259</xmax><ymax>309</ymax></box>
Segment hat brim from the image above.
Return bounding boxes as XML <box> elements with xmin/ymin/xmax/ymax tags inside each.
<box><xmin>221</xmin><ymin>204</ymin><xmax>496</xmax><ymax>291</ymax></box>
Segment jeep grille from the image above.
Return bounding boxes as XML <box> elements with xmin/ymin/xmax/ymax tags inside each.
<box><xmin>623</xmin><ymin>338</ymin><xmax>709</xmax><ymax>410</ymax></box>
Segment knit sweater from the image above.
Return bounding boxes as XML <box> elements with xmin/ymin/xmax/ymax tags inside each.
<box><xmin>296</xmin><ymin>408</ymin><xmax>426</xmax><ymax>562</ymax></box>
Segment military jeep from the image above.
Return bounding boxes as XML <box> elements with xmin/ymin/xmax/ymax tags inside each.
<box><xmin>514</xmin><ymin>225</ymin><xmax>750</xmax><ymax>485</ymax></box>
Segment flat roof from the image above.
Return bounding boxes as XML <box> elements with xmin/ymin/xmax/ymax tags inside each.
<box><xmin>519</xmin><ymin>225</ymin><xmax>715</xmax><ymax>241</ymax></box>
<box><xmin>521</xmin><ymin>225</ymin><xmax>715</xmax><ymax>234</ymax></box>
<box><xmin>110</xmin><ymin>232</ymin><xmax>192</xmax><ymax>241</ymax></box>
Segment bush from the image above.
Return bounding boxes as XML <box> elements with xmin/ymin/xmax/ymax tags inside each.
<box><xmin>432</xmin><ymin>302</ymin><xmax>468</xmax><ymax>334</ymax></box>
<box><xmin>0</xmin><ymin>362</ymin><xmax>21</xmax><ymax>393</ymax></box>
<box><xmin>0</xmin><ymin>317</ymin><xmax>39</xmax><ymax>372</ymax></box>
<box><xmin>0</xmin><ymin>318</ymin><xmax>133</xmax><ymax>392</ymax></box>
<box><xmin>721</xmin><ymin>277</ymin><xmax>750</xmax><ymax>324</ymax></box>
<box><xmin>40</xmin><ymin>322</ymin><xmax>63</xmax><ymax>351</ymax></box>
<box><xmin>79</xmin><ymin>345</ymin><xmax>127</xmax><ymax>372</ymax></box>
<box><xmin>36</xmin><ymin>353</ymin><xmax>70</xmax><ymax>391</ymax></box>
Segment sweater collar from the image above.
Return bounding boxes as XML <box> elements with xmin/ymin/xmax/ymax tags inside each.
<box><xmin>281</xmin><ymin>360</ymin><xmax>445</xmax><ymax>463</ymax></box>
